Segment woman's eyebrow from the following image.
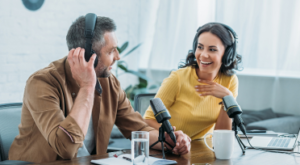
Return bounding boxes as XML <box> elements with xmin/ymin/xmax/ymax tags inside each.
<box><xmin>198</xmin><ymin>43</ymin><xmax>217</xmax><ymax>48</ymax></box>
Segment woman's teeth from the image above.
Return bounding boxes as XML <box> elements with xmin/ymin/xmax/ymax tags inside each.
<box><xmin>201</xmin><ymin>61</ymin><xmax>212</xmax><ymax>65</ymax></box>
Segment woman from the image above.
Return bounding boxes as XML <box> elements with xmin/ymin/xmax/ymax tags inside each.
<box><xmin>144</xmin><ymin>23</ymin><xmax>242</xmax><ymax>140</ymax></box>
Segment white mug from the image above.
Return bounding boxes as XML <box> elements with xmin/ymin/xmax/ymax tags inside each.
<box><xmin>204</xmin><ymin>130</ymin><xmax>234</xmax><ymax>159</ymax></box>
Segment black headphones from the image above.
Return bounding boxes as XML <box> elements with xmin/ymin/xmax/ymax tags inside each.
<box><xmin>192</xmin><ymin>22</ymin><xmax>237</xmax><ymax>67</ymax></box>
<box><xmin>85</xmin><ymin>13</ymin><xmax>99</xmax><ymax>68</ymax></box>
<box><xmin>84</xmin><ymin>13</ymin><xmax>102</xmax><ymax>95</ymax></box>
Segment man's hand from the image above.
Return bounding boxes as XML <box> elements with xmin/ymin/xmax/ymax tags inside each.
<box><xmin>165</xmin><ymin>126</ymin><xmax>191</xmax><ymax>155</ymax></box>
<box><xmin>67</xmin><ymin>47</ymin><xmax>97</xmax><ymax>88</ymax></box>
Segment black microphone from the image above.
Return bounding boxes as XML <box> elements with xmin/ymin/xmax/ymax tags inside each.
<box><xmin>222</xmin><ymin>95</ymin><xmax>247</xmax><ymax>135</ymax></box>
<box><xmin>150</xmin><ymin>98</ymin><xmax>177</xmax><ymax>145</ymax></box>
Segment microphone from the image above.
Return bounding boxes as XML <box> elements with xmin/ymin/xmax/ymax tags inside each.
<box><xmin>222</xmin><ymin>95</ymin><xmax>247</xmax><ymax>135</ymax></box>
<box><xmin>150</xmin><ymin>98</ymin><xmax>177</xmax><ymax>145</ymax></box>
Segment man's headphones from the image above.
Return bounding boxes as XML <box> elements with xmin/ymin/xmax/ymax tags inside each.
<box><xmin>85</xmin><ymin>13</ymin><xmax>99</xmax><ymax>68</ymax></box>
<box><xmin>192</xmin><ymin>23</ymin><xmax>237</xmax><ymax>67</ymax></box>
<box><xmin>84</xmin><ymin>13</ymin><xmax>102</xmax><ymax>95</ymax></box>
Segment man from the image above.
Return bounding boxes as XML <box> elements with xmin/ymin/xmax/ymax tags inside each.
<box><xmin>8</xmin><ymin>15</ymin><xmax>190</xmax><ymax>163</ymax></box>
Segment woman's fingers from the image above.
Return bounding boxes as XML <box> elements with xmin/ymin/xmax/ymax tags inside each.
<box><xmin>196</xmin><ymin>85</ymin><xmax>212</xmax><ymax>89</ymax></box>
<box><xmin>195</xmin><ymin>85</ymin><xmax>211</xmax><ymax>89</ymax></box>
<box><xmin>198</xmin><ymin>79</ymin><xmax>215</xmax><ymax>85</ymax></box>
<box><xmin>199</xmin><ymin>92</ymin><xmax>213</xmax><ymax>96</ymax></box>
<box><xmin>196</xmin><ymin>86</ymin><xmax>213</xmax><ymax>92</ymax></box>
<box><xmin>195</xmin><ymin>82</ymin><xmax>232</xmax><ymax>98</ymax></box>
<box><xmin>195</xmin><ymin>80</ymin><xmax>228</xmax><ymax>98</ymax></box>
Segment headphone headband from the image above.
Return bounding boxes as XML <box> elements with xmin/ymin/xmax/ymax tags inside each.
<box><xmin>84</xmin><ymin>13</ymin><xmax>102</xmax><ymax>95</ymax></box>
<box><xmin>228</xmin><ymin>30</ymin><xmax>235</xmax><ymax>43</ymax></box>
<box><xmin>85</xmin><ymin>13</ymin><xmax>98</xmax><ymax>68</ymax></box>
<box><xmin>196</xmin><ymin>22</ymin><xmax>236</xmax><ymax>44</ymax></box>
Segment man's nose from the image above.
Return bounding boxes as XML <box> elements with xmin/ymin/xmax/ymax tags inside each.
<box><xmin>115</xmin><ymin>50</ymin><xmax>120</xmax><ymax>60</ymax></box>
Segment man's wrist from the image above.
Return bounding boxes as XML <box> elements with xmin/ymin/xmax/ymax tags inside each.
<box><xmin>80</xmin><ymin>85</ymin><xmax>95</xmax><ymax>93</ymax></box>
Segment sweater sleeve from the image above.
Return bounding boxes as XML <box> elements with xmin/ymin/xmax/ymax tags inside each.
<box><xmin>228</xmin><ymin>74</ymin><xmax>239</xmax><ymax>99</ymax></box>
<box><xmin>143</xmin><ymin>71</ymin><xmax>180</xmax><ymax>120</ymax></box>
<box><xmin>115</xmin><ymin>87</ymin><xmax>154</xmax><ymax>139</ymax></box>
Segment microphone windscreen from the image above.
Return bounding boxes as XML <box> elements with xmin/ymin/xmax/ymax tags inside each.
<box><xmin>150</xmin><ymin>98</ymin><xmax>166</xmax><ymax>113</ymax></box>
<box><xmin>222</xmin><ymin>95</ymin><xmax>238</xmax><ymax>109</ymax></box>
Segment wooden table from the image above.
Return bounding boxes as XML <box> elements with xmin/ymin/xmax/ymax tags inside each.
<box><xmin>33</xmin><ymin>138</ymin><xmax>300</xmax><ymax>165</ymax></box>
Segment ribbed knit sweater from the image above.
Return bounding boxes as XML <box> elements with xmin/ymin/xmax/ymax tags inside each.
<box><xmin>144</xmin><ymin>66</ymin><xmax>238</xmax><ymax>140</ymax></box>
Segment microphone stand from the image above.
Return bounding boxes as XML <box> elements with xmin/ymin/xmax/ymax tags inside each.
<box><xmin>150</xmin><ymin>125</ymin><xmax>174</xmax><ymax>159</ymax></box>
<box><xmin>233</xmin><ymin>121</ymin><xmax>246</xmax><ymax>154</ymax></box>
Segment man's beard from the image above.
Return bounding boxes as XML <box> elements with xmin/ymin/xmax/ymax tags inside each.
<box><xmin>96</xmin><ymin>67</ymin><xmax>111</xmax><ymax>78</ymax></box>
<box><xmin>95</xmin><ymin>59</ymin><xmax>115</xmax><ymax>78</ymax></box>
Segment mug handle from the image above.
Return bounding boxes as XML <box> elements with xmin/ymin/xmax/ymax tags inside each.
<box><xmin>204</xmin><ymin>133</ymin><xmax>214</xmax><ymax>152</ymax></box>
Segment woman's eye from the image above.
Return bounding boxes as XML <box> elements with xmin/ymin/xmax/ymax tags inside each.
<box><xmin>210</xmin><ymin>49</ymin><xmax>217</xmax><ymax>52</ymax></box>
<box><xmin>198</xmin><ymin>46</ymin><xmax>203</xmax><ymax>49</ymax></box>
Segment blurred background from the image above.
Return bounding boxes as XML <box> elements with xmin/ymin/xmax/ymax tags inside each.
<box><xmin>0</xmin><ymin>0</ymin><xmax>300</xmax><ymax>115</ymax></box>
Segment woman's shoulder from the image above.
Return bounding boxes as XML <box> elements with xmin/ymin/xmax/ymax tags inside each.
<box><xmin>173</xmin><ymin>66</ymin><xmax>194</xmax><ymax>76</ymax></box>
<box><xmin>163</xmin><ymin>66</ymin><xmax>194</xmax><ymax>86</ymax></box>
<box><xmin>220</xmin><ymin>73</ymin><xmax>238</xmax><ymax>79</ymax></box>
<box><xmin>218</xmin><ymin>73</ymin><xmax>238</xmax><ymax>85</ymax></box>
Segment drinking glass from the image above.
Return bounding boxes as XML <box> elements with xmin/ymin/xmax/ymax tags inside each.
<box><xmin>131</xmin><ymin>131</ymin><xmax>149</xmax><ymax>165</ymax></box>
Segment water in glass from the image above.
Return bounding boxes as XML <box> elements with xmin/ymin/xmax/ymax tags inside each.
<box><xmin>131</xmin><ymin>138</ymin><xmax>149</xmax><ymax>165</ymax></box>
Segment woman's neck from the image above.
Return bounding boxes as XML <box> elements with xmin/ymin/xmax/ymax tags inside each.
<box><xmin>196</xmin><ymin>68</ymin><xmax>218</xmax><ymax>81</ymax></box>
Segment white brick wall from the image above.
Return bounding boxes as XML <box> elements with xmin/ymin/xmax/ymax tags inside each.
<box><xmin>0</xmin><ymin>0</ymin><xmax>142</xmax><ymax>104</ymax></box>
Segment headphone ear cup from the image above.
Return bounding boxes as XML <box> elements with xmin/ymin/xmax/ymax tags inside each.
<box><xmin>94</xmin><ymin>56</ymin><xmax>98</xmax><ymax>68</ymax></box>
<box><xmin>223</xmin><ymin>47</ymin><xmax>234</xmax><ymax>67</ymax></box>
<box><xmin>193</xmin><ymin>36</ymin><xmax>198</xmax><ymax>54</ymax></box>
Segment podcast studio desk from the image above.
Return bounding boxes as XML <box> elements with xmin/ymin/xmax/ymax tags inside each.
<box><xmin>32</xmin><ymin>138</ymin><xmax>300</xmax><ymax>165</ymax></box>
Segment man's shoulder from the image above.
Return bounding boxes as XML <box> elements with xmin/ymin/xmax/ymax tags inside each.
<box><xmin>27</xmin><ymin>57</ymin><xmax>67</xmax><ymax>85</ymax></box>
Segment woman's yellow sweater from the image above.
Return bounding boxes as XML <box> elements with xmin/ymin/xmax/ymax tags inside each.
<box><xmin>143</xmin><ymin>66</ymin><xmax>238</xmax><ymax>140</ymax></box>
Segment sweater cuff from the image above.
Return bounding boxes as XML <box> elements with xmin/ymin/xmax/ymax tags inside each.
<box><xmin>58</xmin><ymin>115</ymin><xmax>85</xmax><ymax>144</ymax></box>
<box><xmin>138</xmin><ymin>125</ymin><xmax>155</xmax><ymax>132</ymax></box>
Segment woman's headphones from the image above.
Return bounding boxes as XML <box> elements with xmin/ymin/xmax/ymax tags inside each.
<box><xmin>192</xmin><ymin>23</ymin><xmax>238</xmax><ymax>67</ymax></box>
